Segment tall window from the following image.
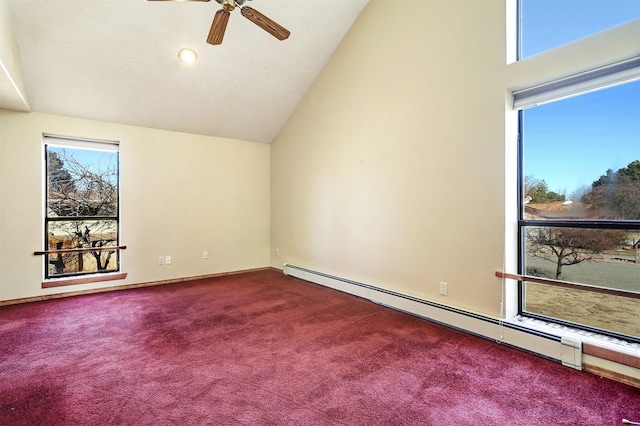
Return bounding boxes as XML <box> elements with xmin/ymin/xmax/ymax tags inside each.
<box><xmin>515</xmin><ymin>63</ymin><xmax>640</xmax><ymax>341</ymax></box>
<box><xmin>519</xmin><ymin>0</ymin><xmax>640</xmax><ymax>59</ymax></box>
<box><xmin>44</xmin><ymin>135</ymin><xmax>120</xmax><ymax>279</ymax></box>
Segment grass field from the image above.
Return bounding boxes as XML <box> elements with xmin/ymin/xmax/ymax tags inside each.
<box><xmin>525</xmin><ymin>283</ymin><xmax>640</xmax><ymax>338</ymax></box>
<box><xmin>524</xmin><ymin>256</ymin><xmax>640</xmax><ymax>339</ymax></box>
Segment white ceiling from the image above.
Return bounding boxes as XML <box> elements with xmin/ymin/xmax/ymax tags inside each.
<box><xmin>4</xmin><ymin>0</ymin><xmax>368</xmax><ymax>143</ymax></box>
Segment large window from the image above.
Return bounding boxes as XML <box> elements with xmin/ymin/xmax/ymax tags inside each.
<box><xmin>44</xmin><ymin>136</ymin><xmax>121</xmax><ymax>280</ymax></box>
<box><xmin>519</xmin><ymin>0</ymin><xmax>640</xmax><ymax>59</ymax></box>
<box><xmin>516</xmin><ymin>70</ymin><xmax>640</xmax><ymax>341</ymax></box>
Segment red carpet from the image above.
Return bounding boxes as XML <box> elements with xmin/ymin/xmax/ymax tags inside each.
<box><xmin>1</xmin><ymin>269</ymin><xmax>638</xmax><ymax>425</ymax></box>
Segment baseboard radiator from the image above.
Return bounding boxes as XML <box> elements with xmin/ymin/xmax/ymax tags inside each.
<box><xmin>282</xmin><ymin>263</ymin><xmax>583</xmax><ymax>370</ymax></box>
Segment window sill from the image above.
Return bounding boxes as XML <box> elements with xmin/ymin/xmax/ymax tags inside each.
<box><xmin>510</xmin><ymin>315</ymin><xmax>640</xmax><ymax>357</ymax></box>
<box><xmin>42</xmin><ymin>272</ymin><xmax>128</xmax><ymax>289</ymax></box>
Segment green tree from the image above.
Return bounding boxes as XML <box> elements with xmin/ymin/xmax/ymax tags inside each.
<box><xmin>583</xmin><ymin>160</ymin><xmax>640</xmax><ymax>219</ymax></box>
<box><xmin>47</xmin><ymin>151</ymin><xmax>75</xmax><ymax>195</ymax></box>
<box><xmin>526</xmin><ymin>178</ymin><xmax>566</xmax><ymax>203</ymax></box>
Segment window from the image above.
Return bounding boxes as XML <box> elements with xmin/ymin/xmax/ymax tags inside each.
<box><xmin>44</xmin><ymin>135</ymin><xmax>121</xmax><ymax>280</ymax></box>
<box><xmin>519</xmin><ymin>0</ymin><xmax>640</xmax><ymax>59</ymax></box>
<box><xmin>516</xmin><ymin>66</ymin><xmax>640</xmax><ymax>341</ymax></box>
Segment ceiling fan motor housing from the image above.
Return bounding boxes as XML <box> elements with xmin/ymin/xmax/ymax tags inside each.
<box><xmin>221</xmin><ymin>0</ymin><xmax>235</xmax><ymax>11</ymax></box>
<box><xmin>216</xmin><ymin>0</ymin><xmax>252</xmax><ymax>6</ymax></box>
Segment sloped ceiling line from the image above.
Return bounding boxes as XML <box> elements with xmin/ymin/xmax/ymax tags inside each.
<box><xmin>3</xmin><ymin>0</ymin><xmax>369</xmax><ymax>143</ymax></box>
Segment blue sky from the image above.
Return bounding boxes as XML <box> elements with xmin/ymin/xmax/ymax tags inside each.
<box><xmin>521</xmin><ymin>0</ymin><xmax>640</xmax><ymax>197</ymax></box>
<box><xmin>521</xmin><ymin>0</ymin><xmax>640</xmax><ymax>58</ymax></box>
<box><xmin>49</xmin><ymin>146</ymin><xmax>118</xmax><ymax>186</ymax></box>
<box><xmin>523</xmin><ymin>81</ymin><xmax>640</xmax><ymax>197</ymax></box>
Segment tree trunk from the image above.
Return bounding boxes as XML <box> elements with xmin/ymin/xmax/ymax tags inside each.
<box><xmin>77</xmin><ymin>252</ymin><xmax>84</xmax><ymax>272</ymax></box>
<box><xmin>555</xmin><ymin>260</ymin><xmax>563</xmax><ymax>279</ymax></box>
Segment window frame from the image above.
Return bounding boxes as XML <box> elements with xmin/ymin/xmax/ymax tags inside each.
<box><xmin>515</xmin><ymin>77</ymin><xmax>640</xmax><ymax>342</ymax></box>
<box><xmin>42</xmin><ymin>135</ymin><xmax>124</xmax><ymax>283</ymax></box>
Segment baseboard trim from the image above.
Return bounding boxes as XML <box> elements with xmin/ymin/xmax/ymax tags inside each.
<box><xmin>282</xmin><ymin>263</ymin><xmax>566</xmax><ymax>362</ymax></box>
<box><xmin>583</xmin><ymin>343</ymin><xmax>640</xmax><ymax>369</ymax></box>
<box><xmin>583</xmin><ymin>363</ymin><xmax>640</xmax><ymax>388</ymax></box>
<box><xmin>282</xmin><ymin>263</ymin><xmax>640</xmax><ymax>388</ymax></box>
<box><xmin>0</xmin><ymin>267</ymin><xmax>275</xmax><ymax>307</ymax></box>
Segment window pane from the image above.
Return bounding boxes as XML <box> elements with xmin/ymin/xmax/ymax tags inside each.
<box><xmin>520</xmin><ymin>0</ymin><xmax>640</xmax><ymax>59</ymax></box>
<box><xmin>44</xmin><ymin>139</ymin><xmax>120</xmax><ymax>280</ymax></box>
<box><xmin>47</xmin><ymin>219</ymin><xmax>119</xmax><ymax>277</ymax></box>
<box><xmin>47</xmin><ymin>146</ymin><xmax>118</xmax><ymax>218</ymax></box>
<box><xmin>522</xmin><ymin>81</ymin><xmax>640</xmax><ymax>221</ymax></box>
<box><xmin>524</xmin><ymin>226</ymin><xmax>639</xmax><ymax>290</ymax></box>
<box><xmin>524</xmin><ymin>282</ymin><xmax>640</xmax><ymax>338</ymax></box>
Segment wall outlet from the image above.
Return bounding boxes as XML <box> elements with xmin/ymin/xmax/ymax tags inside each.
<box><xmin>203</xmin><ymin>251</ymin><xmax>209</xmax><ymax>259</ymax></box>
<box><xmin>439</xmin><ymin>282</ymin><xmax>448</xmax><ymax>296</ymax></box>
<box><xmin>276</xmin><ymin>248</ymin><xmax>280</xmax><ymax>257</ymax></box>
<box><xmin>165</xmin><ymin>255</ymin><xmax>172</xmax><ymax>265</ymax></box>
<box><xmin>158</xmin><ymin>256</ymin><xmax>164</xmax><ymax>265</ymax></box>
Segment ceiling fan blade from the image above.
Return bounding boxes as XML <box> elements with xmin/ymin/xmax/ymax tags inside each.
<box><xmin>207</xmin><ymin>9</ymin><xmax>230</xmax><ymax>45</ymax></box>
<box><xmin>240</xmin><ymin>6</ymin><xmax>290</xmax><ymax>41</ymax></box>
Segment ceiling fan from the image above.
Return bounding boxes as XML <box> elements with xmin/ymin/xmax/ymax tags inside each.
<box><xmin>149</xmin><ymin>0</ymin><xmax>290</xmax><ymax>45</ymax></box>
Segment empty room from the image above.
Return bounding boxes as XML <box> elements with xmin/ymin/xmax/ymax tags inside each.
<box><xmin>1</xmin><ymin>0</ymin><xmax>639</xmax><ymax>424</ymax></box>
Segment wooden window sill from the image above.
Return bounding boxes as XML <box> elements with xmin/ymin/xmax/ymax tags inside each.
<box><xmin>42</xmin><ymin>272</ymin><xmax>128</xmax><ymax>289</ymax></box>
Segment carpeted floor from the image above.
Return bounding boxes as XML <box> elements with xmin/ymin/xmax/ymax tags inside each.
<box><xmin>1</xmin><ymin>269</ymin><xmax>638</xmax><ymax>425</ymax></box>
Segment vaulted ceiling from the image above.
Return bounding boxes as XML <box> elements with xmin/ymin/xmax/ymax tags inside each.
<box><xmin>2</xmin><ymin>0</ymin><xmax>368</xmax><ymax>143</ymax></box>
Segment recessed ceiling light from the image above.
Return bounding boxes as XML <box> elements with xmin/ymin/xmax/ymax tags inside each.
<box><xmin>178</xmin><ymin>48</ymin><xmax>198</xmax><ymax>64</ymax></box>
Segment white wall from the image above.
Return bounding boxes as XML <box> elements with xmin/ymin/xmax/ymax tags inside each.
<box><xmin>0</xmin><ymin>0</ymin><xmax>30</xmax><ymax>111</ymax></box>
<box><xmin>271</xmin><ymin>0</ymin><xmax>508</xmax><ymax>317</ymax></box>
<box><xmin>0</xmin><ymin>110</ymin><xmax>271</xmax><ymax>301</ymax></box>
<box><xmin>270</xmin><ymin>0</ymin><xmax>640</xmax><ymax>318</ymax></box>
